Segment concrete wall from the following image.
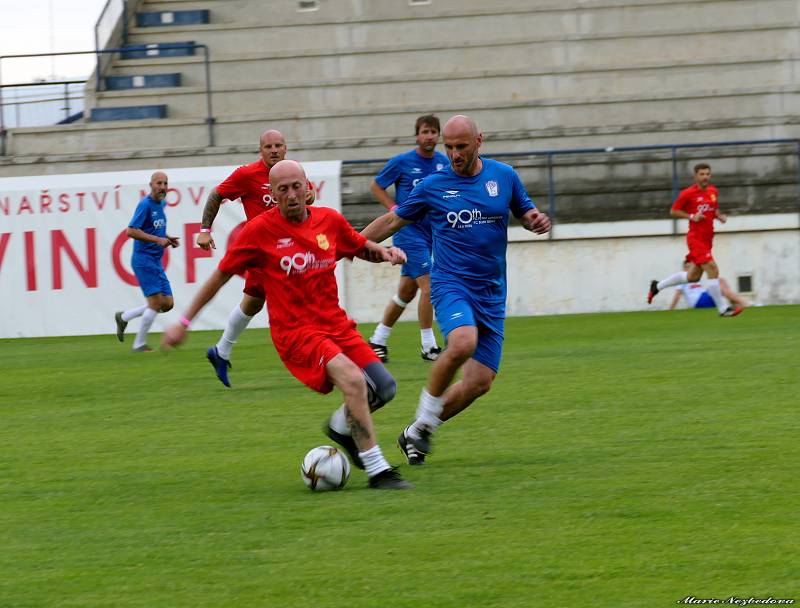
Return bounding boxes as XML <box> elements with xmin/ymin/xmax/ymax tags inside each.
<box><xmin>342</xmin><ymin>214</ymin><xmax>800</xmax><ymax>323</ymax></box>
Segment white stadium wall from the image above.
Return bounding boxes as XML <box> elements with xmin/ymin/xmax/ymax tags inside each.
<box><xmin>0</xmin><ymin>165</ymin><xmax>797</xmax><ymax>339</ymax></box>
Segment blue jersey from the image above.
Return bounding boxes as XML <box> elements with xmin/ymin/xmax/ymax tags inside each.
<box><xmin>396</xmin><ymin>157</ymin><xmax>535</xmax><ymax>292</ymax></box>
<box><xmin>374</xmin><ymin>149</ymin><xmax>448</xmax><ymax>247</ymax></box>
<box><xmin>129</xmin><ymin>195</ymin><xmax>167</xmax><ymax>259</ymax></box>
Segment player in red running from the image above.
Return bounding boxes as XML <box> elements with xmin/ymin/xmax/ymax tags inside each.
<box><xmin>162</xmin><ymin>160</ymin><xmax>412</xmax><ymax>490</ymax></box>
<box><xmin>647</xmin><ymin>163</ymin><xmax>742</xmax><ymax>317</ymax></box>
<box><xmin>197</xmin><ymin>130</ymin><xmax>314</xmax><ymax>386</ymax></box>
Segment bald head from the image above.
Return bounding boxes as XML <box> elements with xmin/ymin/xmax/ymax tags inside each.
<box><xmin>443</xmin><ymin>114</ymin><xmax>483</xmax><ymax>176</ymax></box>
<box><xmin>270</xmin><ymin>160</ymin><xmax>309</xmax><ymax>222</ymax></box>
<box><xmin>259</xmin><ymin>129</ymin><xmax>287</xmax><ymax>168</ymax></box>
<box><xmin>149</xmin><ymin>171</ymin><xmax>168</xmax><ymax>202</ymax></box>
<box><xmin>443</xmin><ymin>115</ymin><xmax>479</xmax><ymax>139</ymax></box>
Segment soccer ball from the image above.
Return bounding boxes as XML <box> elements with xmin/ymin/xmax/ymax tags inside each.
<box><xmin>301</xmin><ymin>445</ymin><xmax>351</xmax><ymax>491</ymax></box>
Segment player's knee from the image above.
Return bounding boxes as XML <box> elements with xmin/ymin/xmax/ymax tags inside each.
<box><xmin>466</xmin><ymin>373</ymin><xmax>493</xmax><ymax>399</ymax></box>
<box><xmin>160</xmin><ymin>298</ymin><xmax>174</xmax><ymax>312</ymax></box>
<box><xmin>363</xmin><ymin>362</ymin><xmax>396</xmax><ymax>411</ymax></box>
<box><xmin>445</xmin><ymin>335</ymin><xmax>477</xmax><ymax>362</ymax></box>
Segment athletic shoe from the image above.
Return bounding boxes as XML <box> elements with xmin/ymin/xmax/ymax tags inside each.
<box><xmin>397</xmin><ymin>426</ymin><xmax>430</xmax><ymax>466</ymax></box>
<box><xmin>132</xmin><ymin>344</ymin><xmax>153</xmax><ymax>352</ymax></box>
<box><xmin>369</xmin><ymin>341</ymin><xmax>389</xmax><ymax>363</ymax></box>
<box><xmin>206</xmin><ymin>346</ymin><xmax>232</xmax><ymax>387</ymax></box>
<box><xmin>421</xmin><ymin>346</ymin><xmax>442</xmax><ymax>361</ymax></box>
<box><xmin>720</xmin><ymin>306</ymin><xmax>744</xmax><ymax>317</ymax></box>
<box><xmin>323</xmin><ymin>422</ymin><xmax>365</xmax><ymax>470</ymax></box>
<box><xmin>368</xmin><ymin>467</ymin><xmax>412</xmax><ymax>490</ymax></box>
<box><xmin>647</xmin><ymin>280</ymin><xmax>659</xmax><ymax>304</ymax></box>
<box><xmin>114</xmin><ymin>311</ymin><xmax>127</xmax><ymax>342</ymax></box>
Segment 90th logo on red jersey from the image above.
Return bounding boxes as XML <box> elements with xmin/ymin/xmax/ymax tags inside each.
<box><xmin>280</xmin><ymin>251</ymin><xmax>316</xmax><ymax>275</ymax></box>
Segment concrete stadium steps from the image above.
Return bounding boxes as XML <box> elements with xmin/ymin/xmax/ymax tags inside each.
<box><xmin>91</xmin><ymin>56</ymin><xmax>799</xmax><ymax>119</ymax></box>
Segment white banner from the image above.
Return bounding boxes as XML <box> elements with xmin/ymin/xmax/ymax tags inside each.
<box><xmin>0</xmin><ymin>161</ymin><xmax>342</xmax><ymax>338</ymax></box>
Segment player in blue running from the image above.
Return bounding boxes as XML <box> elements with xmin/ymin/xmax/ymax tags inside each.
<box><xmin>367</xmin><ymin>115</ymin><xmax>448</xmax><ymax>363</ymax></box>
<box><xmin>114</xmin><ymin>171</ymin><xmax>180</xmax><ymax>352</ymax></box>
<box><xmin>362</xmin><ymin>115</ymin><xmax>551</xmax><ymax>464</ymax></box>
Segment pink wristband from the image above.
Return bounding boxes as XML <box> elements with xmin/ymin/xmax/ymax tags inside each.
<box><xmin>179</xmin><ymin>316</ymin><xmax>191</xmax><ymax>328</ymax></box>
<box><xmin>199</xmin><ymin>228</ymin><xmax>211</xmax><ymax>233</ymax></box>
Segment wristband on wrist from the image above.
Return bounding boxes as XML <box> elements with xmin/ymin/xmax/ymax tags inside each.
<box><xmin>179</xmin><ymin>316</ymin><xmax>191</xmax><ymax>328</ymax></box>
<box><xmin>199</xmin><ymin>228</ymin><xmax>211</xmax><ymax>233</ymax></box>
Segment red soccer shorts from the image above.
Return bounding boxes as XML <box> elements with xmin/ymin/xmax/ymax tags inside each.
<box><xmin>243</xmin><ymin>268</ymin><xmax>267</xmax><ymax>300</ymax></box>
<box><xmin>271</xmin><ymin>321</ymin><xmax>380</xmax><ymax>394</ymax></box>
<box><xmin>685</xmin><ymin>236</ymin><xmax>714</xmax><ymax>266</ymax></box>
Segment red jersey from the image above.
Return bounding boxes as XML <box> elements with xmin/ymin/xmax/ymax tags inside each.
<box><xmin>672</xmin><ymin>183</ymin><xmax>719</xmax><ymax>242</ymax></box>
<box><xmin>216</xmin><ymin>160</ymin><xmax>275</xmax><ymax>221</ymax></box>
<box><xmin>218</xmin><ymin>206</ymin><xmax>367</xmax><ymax>335</ymax></box>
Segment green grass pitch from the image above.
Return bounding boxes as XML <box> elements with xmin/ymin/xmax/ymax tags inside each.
<box><xmin>1</xmin><ymin>306</ymin><xmax>798</xmax><ymax>607</ymax></box>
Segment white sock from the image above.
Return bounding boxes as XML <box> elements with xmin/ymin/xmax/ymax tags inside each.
<box><xmin>705</xmin><ymin>279</ymin><xmax>726</xmax><ymax>312</ymax></box>
<box><xmin>133</xmin><ymin>307</ymin><xmax>157</xmax><ymax>349</ymax></box>
<box><xmin>370</xmin><ymin>323</ymin><xmax>392</xmax><ymax>346</ymax></box>
<box><xmin>657</xmin><ymin>271</ymin><xmax>688</xmax><ymax>292</ymax></box>
<box><xmin>358</xmin><ymin>445</ymin><xmax>391</xmax><ymax>477</ymax></box>
<box><xmin>216</xmin><ymin>305</ymin><xmax>254</xmax><ymax>360</ymax></box>
<box><xmin>121</xmin><ymin>305</ymin><xmax>147</xmax><ymax>322</ymax></box>
<box><xmin>409</xmin><ymin>388</ymin><xmax>444</xmax><ymax>438</ymax></box>
<box><xmin>421</xmin><ymin>328</ymin><xmax>438</xmax><ymax>351</ymax></box>
<box><xmin>328</xmin><ymin>404</ymin><xmax>350</xmax><ymax>435</ymax></box>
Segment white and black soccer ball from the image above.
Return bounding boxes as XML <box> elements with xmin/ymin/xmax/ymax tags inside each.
<box><xmin>301</xmin><ymin>445</ymin><xmax>351</xmax><ymax>491</ymax></box>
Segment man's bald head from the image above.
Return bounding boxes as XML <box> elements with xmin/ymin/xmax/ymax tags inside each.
<box><xmin>270</xmin><ymin>160</ymin><xmax>309</xmax><ymax>222</ymax></box>
<box><xmin>149</xmin><ymin>171</ymin><xmax>168</xmax><ymax>202</ymax></box>
<box><xmin>259</xmin><ymin>130</ymin><xmax>288</xmax><ymax>168</ymax></box>
<box><xmin>443</xmin><ymin>114</ymin><xmax>483</xmax><ymax>176</ymax></box>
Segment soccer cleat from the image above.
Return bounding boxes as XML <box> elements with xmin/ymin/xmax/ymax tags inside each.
<box><xmin>323</xmin><ymin>422</ymin><xmax>365</xmax><ymax>470</ymax></box>
<box><xmin>206</xmin><ymin>346</ymin><xmax>232</xmax><ymax>387</ymax></box>
<box><xmin>368</xmin><ymin>467</ymin><xmax>413</xmax><ymax>490</ymax></box>
<box><xmin>397</xmin><ymin>426</ymin><xmax>430</xmax><ymax>466</ymax></box>
<box><xmin>114</xmin><ymin>311</ymin><xmax>128</xmax><ymax>342</ymax></box>
<box><xmin>369</xmin><ymin>341</ymin><xmax>389</xmax><ymax>363</ymax></box>
<box><xmin>421</xmin><ymin>346</ymin><xmax>442</xmax><ymax>361</ymax></box>
<box><xmin>647</xmin><ymin>280</ymin><xmax>659</xmax><ymax>304</ymax></box>
<box><xmin>720</xmin><ymin>306</ymin><xmax>744</xmax><ymax>317</ymax></box>
<box><xmin>132</xmin><ymin>344</ymin><xmax>153</xmax><ymax>352</ymax></box>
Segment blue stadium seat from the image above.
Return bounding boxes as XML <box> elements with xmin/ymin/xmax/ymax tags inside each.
<box><xmin>136</xmin><ymin>10</ymin><xmax>210</xmax><ymax>27</ymax></box>
<box><xmin>105</xmin><ymin>74</ymin><xmax>182</xmax><ymax>90</ymax></box>
<box><xmin>120</xmin><ymin>42</ymin><xmax>196</xmax><ymax>59</ymax></box>
<box><xmin>90</xmin><ymin>105</ymin><xmax>168</xmax><ymax>122</ymax></box>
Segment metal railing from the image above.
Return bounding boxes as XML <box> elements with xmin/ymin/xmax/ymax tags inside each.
<box><xmin>0</xmin><ymin>45</ymin><xmax>215</xmax><ymax>155</ymax></box>
<box><xmin>94</xmin><ymin>0</ymin><xmax>131</xmax><ymax>89</ymax></box>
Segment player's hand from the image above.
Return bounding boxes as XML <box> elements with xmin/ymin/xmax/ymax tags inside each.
<box><xmin>160</xmin><ymin>323</ymin><xmax>188</xmax><ymax>350</ymax></box>
<box><xmin>167</xmin><ymin>236</ymin><xmax>181</xmax><ymax>248</ymax></box>
<box><xmin>691</xmin><ymin>213</ymin><xmax>706</xmax><ymax>222</ymax></box>
<box><xmin>197</xmin><ymin>231</ymin><xmax>216</xmax><ymax>250</ymax></box>
<box><xmin>524</xmin><ymin>209</ymin><xmax>551</xmax><ymax>234</ymax></box>
<box><xmin>716</xmin><ymin>212</ymin><xmax>727</xmax><ymax>224</ymax></box>
<box><xmin>385</xmin><ymin>246</ymin><xmax>407</xmax><ymax>265</ymax></box>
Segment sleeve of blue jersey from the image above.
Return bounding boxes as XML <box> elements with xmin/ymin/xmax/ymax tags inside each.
<box><xmin>374</xmin><ymin>156</ymin><xmax>401</xmax><ymax>190</ymax></box>
<box><xmin>509</xmin><ymin>167</ymin><xmax>536</xmax><ymax>218</ymax></box>
<box><xmin>128</xmin><ymin>199</ymin><xmax>148</xmax><ymax>229</ymax></box>
<box><xmin>394</xmin><ymin>178</ymin><xmax>429</xmax><ymax>223</ymax></box>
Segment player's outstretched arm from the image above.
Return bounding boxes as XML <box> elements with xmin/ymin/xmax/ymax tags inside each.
<box><xmin>161</xmin><ymin>269</ymin><xmax>232</xmax><ymax>350</ymax></box>
<box><xmin>668</xmin><ymin>290</ymin><xmax>682</xmax><ymax>310</ymax></box>
<box><xmin>370</xmin><ymin>180</ymin><xmax>396</xmax><ymax>211</ymax></box>
<box><xmin>361</xmin><ymin>211</ymin><xmax>411</xmax><ymax>242</ymax></box>
<box><xmin>520</xmin><ymin>208</ymin><xmax>552</xmax><ymax>235</ymax></box>
<box><xmin>715</xmin><ymin>209</ymin><xmax>727</xmax><ymax>223</ymax></box>
<box><xmin>197</xmin><ymin>188</ymin><xmax>224</xmax><ymax>250</ymax></box>
<box><xmin>359</xmin><ymin>241</ymin><xmax>407</xmax><ymax>265</ymax></box>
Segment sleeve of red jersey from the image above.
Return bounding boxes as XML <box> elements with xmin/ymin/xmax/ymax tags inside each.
<box><xmin>215</xmin><ymin>166</ymin><xmax>245</xmax><ymax>202</ymax></box>
<box><xmin>671</xmin><ymin>189</ymin><xmax>688</xmax><ymax>212</ymax></box>
<box><xmin>217</xmin><ymin>221</ymin><xmax>267</xmax><ymax>275</ymax></box>
<box><xmin>333</xmin><ymin>212</ymin><xmax>368</xmax><ymax>260</ymax></box>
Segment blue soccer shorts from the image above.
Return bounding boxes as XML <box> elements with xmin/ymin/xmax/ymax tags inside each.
<box><xmin>393</xmin><ymin>230</ymin><xmax>433</xmax><ymax>280</ymax></box>
<box><xmin>132</xmin><ymin>254</ymin><xmax>172</xmax><ymax>297</ymax></box>
<box><xmin>694</xmin><ymin>292</ymin><xmax>715</xmax><ymax>308</ymax></box>
<box><xmin>431</xmin><ymin>279</ymin><xmax>505</xmax><ymax>373</ymax></box>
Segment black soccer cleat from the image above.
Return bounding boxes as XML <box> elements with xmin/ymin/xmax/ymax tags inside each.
<box><xmin>647</xmin><ymin>280</ymin><xmax>659</xmax><ymax>304</ymax></box>
<box><xmin>369</xmin><ymin>342</ymin><xmax>389</xmax><ymax>363</ymax></box>
<box><xmin>421</xmin><ymin>346</ymin><xmax>442</xmax><ymax>361</ymax></box>
<box><xmin>368</xmin><ymin>467</ymin><xmax>412</xmax><ymax>490</ymax></box>
<box><xmin>323</xmin><ymin>422</ymin><xmax>365</xmax><ymax>470</ymax></box>
<box><xmin>114</xmin><ymin>311</ymin><xmax>128</xmax><ymax>342</ymax></box>
<box><xmin>397</xmin><ymin>426</ymin><xmax>430</xmax><ymax>466</ymax></box>
<box><xmin>206</xmin><ymin>346</ymin><xmax>232</xmax><ymax>387</ymax></box>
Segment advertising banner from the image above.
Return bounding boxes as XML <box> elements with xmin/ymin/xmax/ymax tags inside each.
<box><xmin>0</xmin><ymin>161</ymin><xmax>342</xmax><ymax>338</ymax></box>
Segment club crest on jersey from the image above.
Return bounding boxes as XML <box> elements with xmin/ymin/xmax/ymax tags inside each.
<box><xmin>711</xmin><ymin>194</ymin><xmax>717</xmax><ymax>202</ymax></box>
<box><xmin>485</xmin><ymin>180</ymin><xmax>499</xmax><ymax>197</ymax></box>
<box><xmin>316</xmin><ymin>233</ymin><xmax>330</xmax><ymax>250</ymax></box>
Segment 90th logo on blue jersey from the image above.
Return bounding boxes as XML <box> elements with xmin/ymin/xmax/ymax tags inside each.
<box><xmin>446</xmin><ymin>208</ymin><xmax>482</xmax><ymax>228</ymax></box>
<box><xmin>152</xmin><ymin>218</ymin><xmax>166</xmax><ymax>229</ymax></box>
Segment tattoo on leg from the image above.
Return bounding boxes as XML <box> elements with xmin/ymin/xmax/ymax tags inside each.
<box><xmin>345</xmin><ymin>406</ymin><xmax>372</xmax><ymax>449</ymax></box>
